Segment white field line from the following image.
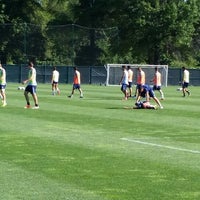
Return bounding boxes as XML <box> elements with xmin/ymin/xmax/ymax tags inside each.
<box><xmin>120</xmin><ymin>138</ymin><xmax>200</xmax><ymax>154</ymax></box>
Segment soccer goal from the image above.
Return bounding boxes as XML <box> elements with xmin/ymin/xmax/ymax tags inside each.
<box><xmin>105</xmin><ymin>64</ymin><xmax>168</xmax><ymax>86</ymax></box>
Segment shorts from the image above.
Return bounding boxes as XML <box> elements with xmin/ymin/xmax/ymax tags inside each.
<box><xmin>136</xmin><ymin>84</ymin><xmax>143</xmax><ymax>90</ymax></box>
<box><xmin>73</xmin><ymin>84</ymin><xmax>81</xmax><ymax>89</ymax></box>
<box><xmin>0</xmin><ymin>84</ymin><xmax>6</xmax><ymax>90</ymax></box>
<box><xmin>52</xmin><ymin>81</ymin><xmax>58</xmax><ymax>84</ymax></box>
<box><xmin>128</xmin><ymin>82</ymin><xmax>133</xmax><ymax>88</ymax></box>
<box><xmin>182</xmin><ymin>82</ymin><xmax>189</xmax><ymax>88</ymax></box>
<box><xmin>121</xmin><ymin>83</ymin><xmax>128</xmax><ymax>91</ymax></box>
<box><xmin>25</xmin><ymin>85</ymin><xmax>37</xmax><ymax>94</ymax></box>
<box><xmin>141</xmin><ymin>89</ymin><xmax>155</xmax><ymax>98</ymax></box>
<box><xmin>153</xmin><ymin>85</ymin><xmax>161</xmax><ymax>90</ymax></box>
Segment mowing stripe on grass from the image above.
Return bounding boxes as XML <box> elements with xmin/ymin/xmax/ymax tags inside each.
<box><xmin>120</xmin><ymin>138</ymin><xmax>200</xmax><ymax>154</ymax></box>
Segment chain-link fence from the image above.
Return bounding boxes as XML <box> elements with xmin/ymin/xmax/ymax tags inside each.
<box><xmin>0</xmin><ymin>23</ymin><xmax>118</xmax><ymax>65</ymax></box>
<box><xmin>4</xmin><ymin>65</ymin><xmax>200</xmax><ymax>86</ymax></box>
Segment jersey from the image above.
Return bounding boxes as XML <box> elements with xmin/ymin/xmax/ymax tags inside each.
<box><xmin>183</xmin><ymin>69</ymin><xmax>189</xmax><ymax>83</ymax></box>
<box><xmin>0</xmin><ymin>67</ymin><xmax>6</xmax><ymax>85</ymax></box>
<box><xmin>153</xmin><ymin>71</ymin><xmax>161</xmax><ymax>86</ymax></box>
<box><xmin>128</xmin><ymin>69</ymin><xmax>133</xmax><ymax>82</ymax></box>
<box><xmin>137</xmin><ymin>70</ymin><xmax>145</xmax><ymax>85</ymax></box>
<box><xmin>28</xmin><ymin>67</ymin><xmax>37</xmax><ymax>86</ymax></box>
<box><xmin>52</xmin><ymin>70</ymin><xmax>59</xmax><ymax>82</ymax></box>
<box><xmin>122</xmin><ymin>70</ymin><xmax>128</xmax><ymax>85</ymax></box>
<box><xmin>74</xmin><ymin>70</ymin><xmax>81</xmax><ymax>84</ymax></box>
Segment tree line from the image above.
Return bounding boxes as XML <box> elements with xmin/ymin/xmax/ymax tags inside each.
<box><xmin>0</xmin><ymin>0</ymin><xmax>200</xmax><ymax>68</ymax></box>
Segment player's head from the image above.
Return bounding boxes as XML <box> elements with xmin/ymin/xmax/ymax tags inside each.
<box><xmin>135</xmin><ymin>101</ymin><xmax>143</xmax><ymax>108</ymax></box>
<box><xmin>182</xmin><ymin>67</ymin><xmax>186</xmax><ymax>71</ymax></box>
<box><xmin>127</xmin><ymin>65</ymin><xmax>131</xmax><ymax>70</ymax></box>
<box><xmin>155</xmin><ymin>66</ymin><xmax>158</xmax><ymax>71</ymax></box>
<box><xmin>73</xmin><ymin>66</ymin><xmax>78</xmax><ymax>71</ymax></box>
<box><xmin>28</xmin><ymin>61</ymin><xmax>34</xmax><ymax>68</ymax></box>
<box><xmin>122</xmin><ymin>65</ymin><xmax>126</xmax><ymax>70</ymax></box>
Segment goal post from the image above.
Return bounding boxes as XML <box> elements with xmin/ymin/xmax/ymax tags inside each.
<box><xmin>105</xmin><ymin>64</ymin><xmax>168</xmax><ymax>87</ymax></box>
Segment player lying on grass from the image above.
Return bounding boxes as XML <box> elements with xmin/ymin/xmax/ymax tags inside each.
<box><xmin>134</xmin><ymin>101</ymin><xmax>157</xmax><ymax>109</ymax></box>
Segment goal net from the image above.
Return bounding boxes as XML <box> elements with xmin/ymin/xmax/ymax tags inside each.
<box><xmin>105</xmin><ymin>64</ymin><xmax>168</xmax><ymax>87</ymax></box>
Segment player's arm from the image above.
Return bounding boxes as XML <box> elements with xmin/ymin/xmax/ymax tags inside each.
<box><xmin>23</xmin><ymin>70</ymin><xmax>33</xmax><ymax>84</ymax></box>
<box><xmin>119</xmin><ymin>72</ymin><xmax>124</xmax><ymax>84</ymax></box>
<box><xmin>136</xmin><ymin>94</ymin><xmax>141</xmax><ymax>103</ymax></box>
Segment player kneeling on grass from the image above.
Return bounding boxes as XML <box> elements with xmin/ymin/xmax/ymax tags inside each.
<box><xmin>134</xmin><ymin>101</ymin><xmax>157</xmax><ymax>109</ymax></box>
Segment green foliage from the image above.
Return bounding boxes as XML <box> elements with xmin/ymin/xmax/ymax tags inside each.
<box><xmin>0</xmin><ymin>0</ymin><xmax>200</xmax><ymax>67</ymax></box>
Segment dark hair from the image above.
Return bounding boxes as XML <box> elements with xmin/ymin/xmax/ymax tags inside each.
<box><xmin>28</xmin><ymin>61</ymin><xmax>34</xmax><ymax>67</ymax></box>
<box><xmin>122</xmin><ymin>65</ymin><xmax>126</xmax><ymax>69</ymax></box>
<box><xmin>127</xmin><ymin>65</ymin><xmax>131</xmax><ymax>69</ymax></box>
<box><xmin>182</xmin><ymin>67</ymin><xmax>186</xmax><ymax>70</ymax></box>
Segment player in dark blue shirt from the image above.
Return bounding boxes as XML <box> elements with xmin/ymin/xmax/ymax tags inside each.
<box><xmin>136</xmin><ymin>84</ymin><xmax>163</xmax><ymax>109</ymax></box>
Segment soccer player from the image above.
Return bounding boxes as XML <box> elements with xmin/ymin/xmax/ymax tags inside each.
<box><xmin>119</xmin><ymin>65</ymin><xmax>128</xmax><ymax>100</ymax></box>
<box><xmin>136</xmin><ymin>84</ymin><xmax>163</xmax><ymax>109</ymax></box>
<box><xmin>134</xmin><ymin>101</ymin><xmax>157</xmax><ymax>109</ymax></box>
<box><xmin>68</xmin><ymin>67</ymin><xmax>83</xmax><ymax>98</ymax></box>
<box><xmin>134</xmin><ymin>67</ymin><xmax>145</xmax><ymax>97</ymax></box>
<box><xmin>151</xmin><ymin>67</ymin><xmax>164</xmax><ymax>100</ymax></box>
<box><xmin>0</xmin><ymin>62</ymin><xmax>7</xmax><ymax>107</ymax></box>
<box><xmin>23</xmin><ymin>61</ymin><xmax>39</xmax><ymax>109</ymax></box>
<box><xmin>51</xmin><ymin>66</ymin><xmax>60</xmax><ymax>95</ymax></box>
<box><xmin>127</xmin><ymin>65</ymin><xmax>134</xmax><ymax>97</ymax></box>
<box><xmin>182</xmin><ymin>67</ymin><xmax>190</xmax><ymax>97</ymax></box>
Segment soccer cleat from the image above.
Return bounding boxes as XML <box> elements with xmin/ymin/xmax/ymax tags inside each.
<box><xmin>24</xmin><ymin>105</ymin><xmax>31</xmax><ymax>109</ymax></box>
<box><xmin>1</xmin><ymin>103</ymin><xmax>7</xmax><ymax>107</ymax></box>
<box><xmin>68</xmin><ymin>95</ymin><xmax>72</xmax><ymax>98</ymax></box>
<box><xmin>160</xmin><ymin>106</ymin><xmax>164</xmax><ymax>109</ymax></box>
<box><xmin>32</xmin><ymin>106</ymin><xmax>39</xmax><ymax>109</ymax></box>
<box><xmin>80</xmin><ymin>96</ymin><xmax>83</xmax><ymax>98</ymax></box>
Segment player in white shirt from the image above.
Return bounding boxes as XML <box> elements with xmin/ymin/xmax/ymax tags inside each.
<box><xmin>119</xmin><ymin>65</ymin><xmax>128</xmax><ymax>100</ymax></box>
<box><xmin>0</xmin><ymin>62</ymin><xmax>7</xmax><ymax>107</ymax></box>
<box><xmin>127</xmin><ymin>65</ymin><xmax>134</xmax><ymax>97</ymax></box>
<box><xmin>51</xmin><ymin>67</ymin><xmax>60</xmax><ymax>95</ymax></box>
<box><xmin>182</xmin><ymin>67</ymin><xmax>190</xmax><ymax>97</ymax></box>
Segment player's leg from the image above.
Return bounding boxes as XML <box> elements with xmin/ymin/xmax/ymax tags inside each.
<box><xmin>31</xmin><ymin>86</ymin><xmax>39</xmax><ymax>108</ymax></box>
<box><xmin>0</xmin><ymin>88</ymin><xmax>7</xmax><ymax>106</ymax></box>
<box><xmin>68</xmin><ymin>84</ymin><xmax>75</xmax><ymax>98</ymax></box>
<box><xmin>153</xmin><ymin>96</ymin><xmax>163</xmax><ymax>109</ymax></box>
<box><xmin>159</xmin><ymin>89</ymin><xmax>164</xmax><ymax>100</ymax></box>
<box><xmin>52</xmin><ymin>83</ymin><xmax>55</xmax><ymax>95</ymax></box>
<box><xmin>56</xmin><ymin>83</ymin><xmax>60</xmax><ymax>95</ymax></box>
<box><xmin>24</xmin><ymin>90</ymin><xmax>31</xmax><ymax>108</ymax></box>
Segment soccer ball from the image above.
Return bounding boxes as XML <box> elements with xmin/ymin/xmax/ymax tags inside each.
<box><xmin>18</xmin><ymin>86</ymin><xmax>25</xmax><ymax>90</ymax></box>
<box><xmin>176</xmin><ymin>88</ymin><xmax>182</xmax><ymax>91</ymax></box>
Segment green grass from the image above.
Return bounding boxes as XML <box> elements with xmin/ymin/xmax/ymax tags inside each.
<box><xmin>0</xmin><ymin>83</ymin><xmax>200</xmax><ymax>200</ymax></box>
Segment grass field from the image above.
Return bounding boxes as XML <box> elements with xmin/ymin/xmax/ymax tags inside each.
<box><xmin>0</xmin><ymin>83</ymin><xmax>199</xmax><ymax>200</ymax></box>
